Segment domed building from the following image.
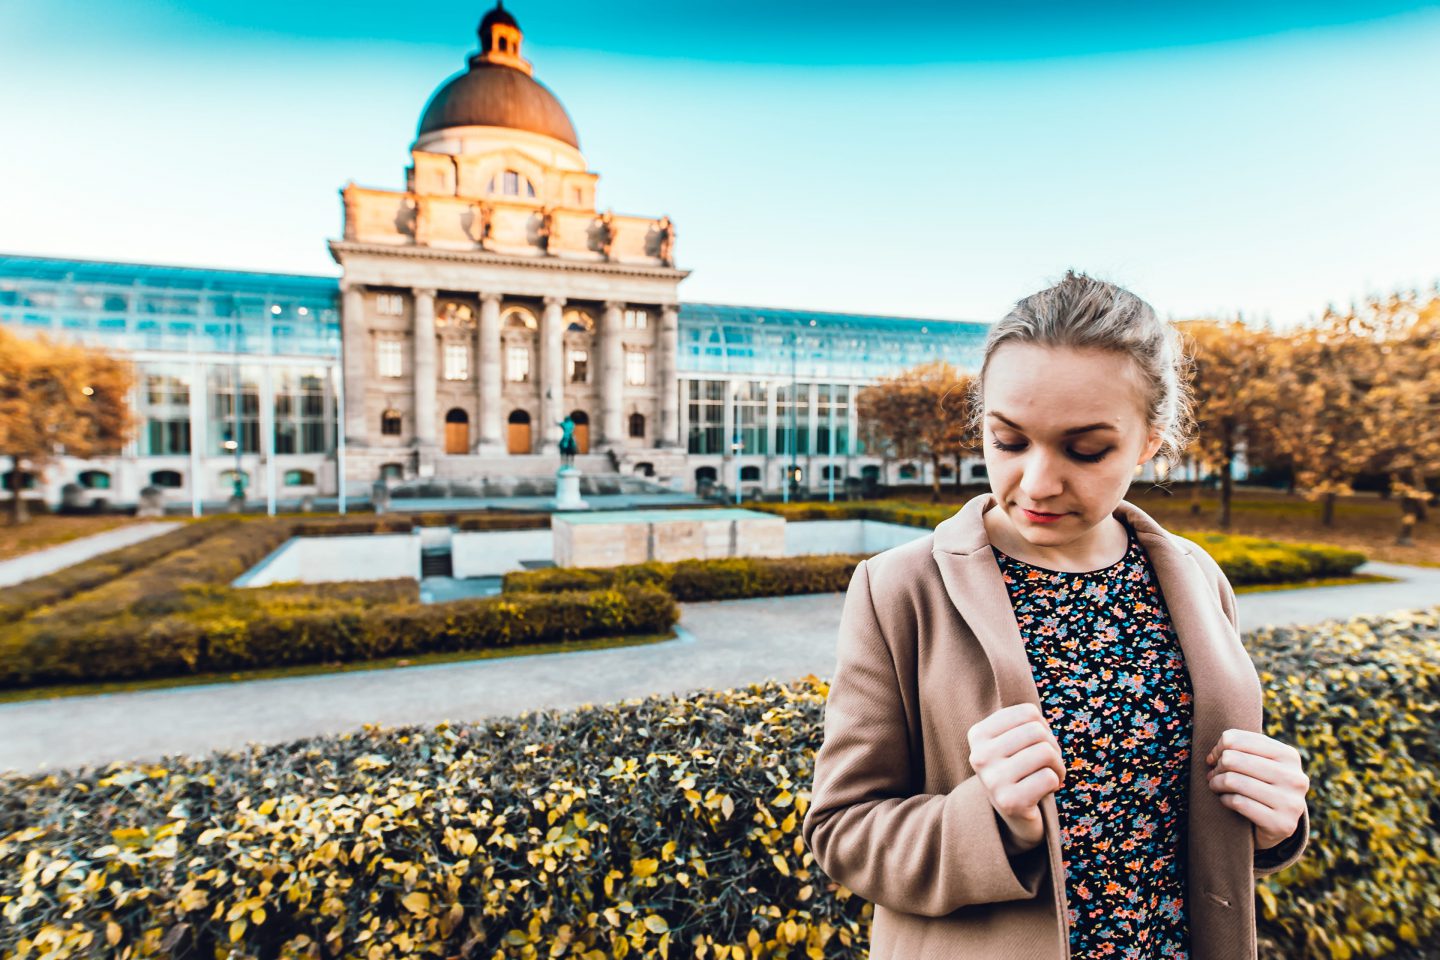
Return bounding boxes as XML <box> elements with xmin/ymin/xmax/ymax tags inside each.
<box><xmin>331</xmin><ymin>2</ymin><xmax>689</xmax><ymax>482</ymax></box>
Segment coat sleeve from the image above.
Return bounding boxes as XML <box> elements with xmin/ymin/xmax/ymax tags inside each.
<box><xmin>1212</xmin><ymin>564</ymin><xmax>1311</xmax><ymax>878</ymax></box>
<box><xmin>801</xmin><ymin>558</ymin><xmax>1049</xmax><ymax>917</ymax></box>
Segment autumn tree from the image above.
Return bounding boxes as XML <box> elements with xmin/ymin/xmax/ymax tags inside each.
<box><xmin>0</xmin><ymin>327</ymin><xmax>137</xmax><ymax>523</ymax></box>
<box><xmin>1175</xmin><ymin>317</ymin><xmax>1280</xmax><ymax>529</ymax></box>
<box><xmin>1258</xmin><ymin>309</ymin><xmax>1382</xmax><ymax>527</ymax></box>
<box><xmin>855</xmin><ymin>360</ymin><xmax>978</xmax><ymax>502</ymax></box>
<box><xmin>1349</xmin><ymin>289</ymin><xmax>1440</xmax><ymax>543</ymax></box>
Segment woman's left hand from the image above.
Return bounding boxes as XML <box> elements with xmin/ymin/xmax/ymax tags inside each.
<box><xmin>1205</xmin><ymin>728</ymin><xmax>1309</xmax><ymax>851</ymax></box>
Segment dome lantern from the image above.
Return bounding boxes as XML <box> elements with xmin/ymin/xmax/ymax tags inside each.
<box><xmin>476</xmin><ymin>1</ymin><xmax>530</xmax><ymax>76</ymax></box>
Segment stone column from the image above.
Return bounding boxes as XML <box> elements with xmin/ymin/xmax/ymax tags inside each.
<box><xmin>412</xmin><ymin>288</ymin><xmax>438</xmax><ymax>458</ymax></box>
<box><xmin>602</xmin><ymin>300</ymin><xmax>624</xmax><ymax>450</ymax></box>
<box><xmin>658</xmin><ymin>304</ymin><xmax>680</xmax><ymax>448</ymax></box>
<box><xmin>541</xmin><ymin>295</ymin><xmax>566</xmax><ymax>454</ymax></box>
<box><xmin>340</xmin><ymin>280</ymin><xmax>368</xmax><ymax>444</ymax></box>
<box><xmin>477</xmin><ymin>292</ymin><xmax>504</xmax><ymax>455</ymax></box>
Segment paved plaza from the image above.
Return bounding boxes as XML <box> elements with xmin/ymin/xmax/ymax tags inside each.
<box><xmin>1</xmin><ymin>558</ymin><xmax>1437</xmax><ymax>775</ymax></box>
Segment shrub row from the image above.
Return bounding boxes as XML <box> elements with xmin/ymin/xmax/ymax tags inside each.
<box><xmin>2</xmin><ymin>605</ymin><xmax>1437</xmax><ymax>959</ymax></box>
<box><xmin>0</xmin><ymin>584</ymin><xmax>675</xmax><ymax>688</ymax></box>
<box><xmin>503</xmin><ymin>553</ymin><xmax>867</xmax><ymax>602</ymax></box>
<box><xmin>752</xmin><ymin>501</ymin><xmax>1367</xmax><ymax>585</ymax></box>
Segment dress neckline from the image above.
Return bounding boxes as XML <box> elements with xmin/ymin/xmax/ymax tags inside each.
<box><xmin>991</xmin><ymin>518</ymin><xmax>1139</xmax><ymax>577</ymax></box>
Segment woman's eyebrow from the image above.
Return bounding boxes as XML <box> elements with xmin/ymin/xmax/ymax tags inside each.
<box><xmin>987</xmin><ymin>412</ymin><xmax>1118</xmax><ymax>436</ymax></box>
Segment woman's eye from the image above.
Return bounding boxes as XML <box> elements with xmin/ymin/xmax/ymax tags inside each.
<box><xmin>989</xmin><ymin>438</ymin><xmax>1112</xmax><ymax>463</ymax></box>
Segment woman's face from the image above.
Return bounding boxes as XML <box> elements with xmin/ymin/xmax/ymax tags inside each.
<box><xmin>981</xmin><ymin>341</ymin><xmax>1164</xmax><ymax>546</ymax></box>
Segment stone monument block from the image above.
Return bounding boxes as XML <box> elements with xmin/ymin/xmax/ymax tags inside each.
<box><xmin>552</xmin><ymin>508</ymin><xmax>785</xmax><ymax>569</ymax></box>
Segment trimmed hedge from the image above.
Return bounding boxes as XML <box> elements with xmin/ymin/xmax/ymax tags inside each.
<box><xmin>0</xmin><ymin>584</ymin><xmax>675</xmax><ymax>688</ymax></box>
<box><xmin>503</xmin><ymin>554</ymin><xmax>867</xmax><ymax>602</ymax></box>
<box><xmin>752</xmin><ymin>501</ymin><xmax>1367</xmax><ymax>586</ymax></box>
<box><xmin>2</xmin><ymin>606</ymin><xmax>1437</xmax><ymax>959</ymax></box>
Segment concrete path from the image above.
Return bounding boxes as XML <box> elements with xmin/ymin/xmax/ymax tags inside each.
<box><xmin>0</xmin><ymin>522</ymin><xmax>182</xmax><ymax>587</ymax></box>
<box><xmin>2</xmin><ymin>559</ymin><xmax>1437</xmax><ymax>776</ymax></box>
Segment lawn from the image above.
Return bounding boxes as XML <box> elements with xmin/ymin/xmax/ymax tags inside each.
<box><xmin>0</xmin><ymin>513</ymin><xmax>143</xmax><ymax>562</ymax></box>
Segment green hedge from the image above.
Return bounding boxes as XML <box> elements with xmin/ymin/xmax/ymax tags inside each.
<box><xmin>503</xmin><ymin>554</ymin><xmax>866</xmax><ymax>602</ymax></box>
<box><xmin>0</xmin><ymin>584</ymin><xmax>675</xmax><ymax>688</ymax></box>
<box><xmin>2</xmin><ymin>605</ymin><xmax>1436</xmax><ymax>960</ymax></box>
<box><xmin>752</xmin><ymin>502</ymin><xmax>1367</xmax><ymax>585</ymax></box>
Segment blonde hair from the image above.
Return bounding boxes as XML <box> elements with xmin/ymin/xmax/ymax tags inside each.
<box><xmin>964</xmin><ymin>269</ymin><xmax>1195</xmax><ymax>477</ymax></box>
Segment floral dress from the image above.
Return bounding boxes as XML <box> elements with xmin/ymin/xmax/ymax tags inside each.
<box><xmin>992</xmin><ymin>517</ymin><xmax>1194</xmax><ymax>960</ymax></box>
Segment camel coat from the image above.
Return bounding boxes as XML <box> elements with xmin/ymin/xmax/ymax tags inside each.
<box><xmin>801</xmin><ymin>492</ymin><xmax>1309</xmax><ymax>960</ymax></box>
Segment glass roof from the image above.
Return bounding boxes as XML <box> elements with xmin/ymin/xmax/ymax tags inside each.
<box><xmin>0</xmin><ymin>255</ymin><xmax>992</xmax><ymax>377</ymax></box>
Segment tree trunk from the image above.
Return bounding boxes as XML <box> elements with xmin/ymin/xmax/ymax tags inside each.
<box><xmin>1321</xmin><ymin>491</ymin><xmax>1336</xmax><ymax>527</ymax></box>
<box><xmin>1188</xmin><ymin>456</ymin><xmax>1203</xmax><ymax>516</ymax></box>
<box><xmin>1397</xmin><ymin>494</ymin><xmax>1417</xmax><ymax>546</ymax></box>
<box><xmin>1415</xmin><ymin>470</ymin><xmax>1430</xmax><ymax>522</ymax></box>
<box><xmin>930</xmin><ymin>453</ymin><xmax>941</xmax><ymax>504</ymax></box>
<box><xmin>7</xmin><ymin>465</ymin><xmax>28</xmax><ymax>525</ymax></box>
<box><xmin>1219</xmin><ymin>422</ymin><xmax>1234</xmax><ymax>529</ymax></box>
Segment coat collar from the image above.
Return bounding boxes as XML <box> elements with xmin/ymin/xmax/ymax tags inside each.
<box><xmin>930</xmin><ymin>489</ymin><xmax>1254</xmax><ymax>766</ymax></box>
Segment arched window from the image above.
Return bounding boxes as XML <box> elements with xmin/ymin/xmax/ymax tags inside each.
<box><xmin>381</xmin><ymin>409</ymin><xmax>402</xmax><ymax>436</ymax></box>
<box><xmin>898</xmin><ymin>463</ymin><xmax>918</xmax><ymax>480</ymax></box>
<box><xmin>284</xmin><ymin>469</ymin><xmax>316</xmax><ymax>486</ymax></box>
<box><xmin>633</xmin><ymin>462</ymin><xmax>655</xmax><ymax>477</ymax></box>
<box><xmin>220</xmin><ymin>469</ymin><xmax>249</xmax><ymax>489</ymax></box>
<box><xmin>78</xmin><ymin>470</ymin><xmax>112</xmax><ymax>490</ymax></box>
<box><xmin>488</xmin><ymin>169</ymin><xmax>537</xmax><ymax>198</ymax></box>
<box><xmin>379</xmin><ymin>462</ymin><xmax>404</xmax><ymax>482</ymax></box>
<box><xmin>821</xmin><ymin>465</ymin><xmax>842</xmax><ymax>480</ymax></box>
<box><xmin>149</xmin><ymin>469</ymin><xmax>183</xmax><ymax>489</ymax></box>
<box><xmin>502</xmin><ymin>307</ymin><xmax>538</xmax><ymax>330</ymax></box>
<box><xmin>695</xmin><ymin>466</ymin><xmax>718</xmax><ymax>483</ymax></box>
<box><xmin>564</xmin><ymin>309</ymin><xmax>594</xmax><ymax>334</ymax></box>
<box><xmin>740</xmin><ymin>465</ymin><xmax>761</xmax><ymax>482</ymax></box>
<box><xmin>2</xmin><ymin>470</ymin><xmax>37</xmax><ymax>491</ymax></box>
<box><xmin>628</xmin><ymin>412</ymin><xmax>645</xmax><ymax>438</ymax></box>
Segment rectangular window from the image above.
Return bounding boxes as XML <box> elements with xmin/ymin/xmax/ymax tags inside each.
<box><xmin>376</xmin><ymin>293</ymin><xmax>404</xmax><ymax>316</ymax></box>
<box><xmin>686</xmin><ymin>379</ymin><xmax>725</xmax><ymax>454</ymax></box>
<box><xmin>146</xmin><ymin>419</ymin><xmax>192</xmax><ymax>455</ymax></box>
<box><xmin>623</xmin><ymin>309</ymin><xmax>649</xmax><ymax>329</ymax></box>
<box><xmin>568</xmin><ymin>348</ymin><xmax>588</xmax><ymax>383</ymax></box>
<box><xmin>443</xmin><ymin>342</ymin><xmax>469</xmax><ymax>380</ymax></box>
<box><xmin>625</xmin><ymin>349</ymin><xmax>646</xmax><ymax>386</ymax></box>
<box><xmin>506</xmin><ymin>345</ymin><xmax>530</xmax><ymax>382</ymax></box>
<box><xmin>377</xmin><ymin>339</ymin><xmax>403</xmax><ymax>378</ymax></box>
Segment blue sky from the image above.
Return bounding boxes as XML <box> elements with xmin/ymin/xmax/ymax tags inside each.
<box><xmin>2</xmin><ymin>1</ymin><xmax>1438</xmax><ymax>328</ymax></box>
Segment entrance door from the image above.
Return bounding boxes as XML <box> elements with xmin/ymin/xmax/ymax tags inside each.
<box><xmin>444</xmin><ymin>409</ymin><xmax>470</xmax><ymax>454</ymax></box>
<box><xmin>507</xmin><ymin>410</ymin><xmax>531</xmax><ymax>454</ymax></box>
<box><xmin>569</xmin><ymin>410</ymin><xmax>590</xmax><ymax>454</ymax></box>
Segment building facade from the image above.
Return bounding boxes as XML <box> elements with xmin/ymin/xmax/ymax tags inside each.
<box><xmin>7</xmin><ymin>4</ymin><xmax>1140</xmax><ymax>512</ymax></box>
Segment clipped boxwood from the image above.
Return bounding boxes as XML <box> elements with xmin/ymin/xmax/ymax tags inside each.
<box><xmin>752</xmin><ymin>502</ymin><xmax>1367</xmax><ymax>586</ymax></box>
<box><xmin>503</xmin><ymin>554</ymin><xmax>865</xmax><ymax>602</ymax></box>
<box><xmin>2</xmin><ymin>605</ymin><xmax>1436</xmax><ymax>959</ymax></box>
<box><xmin>0</xmin><ymin>584</ymin><xmax>675</xmax><ymax>689</ymax></box>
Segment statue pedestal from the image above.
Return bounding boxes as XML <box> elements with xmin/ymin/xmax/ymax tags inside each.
<box><xmin>553</xmin><ymin>465</ymin><xmax>589</xmax><ymax>511</ymax></box>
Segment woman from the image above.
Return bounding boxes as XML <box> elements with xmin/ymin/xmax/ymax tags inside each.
<box><xmin>801</xmin><ymin>271</ymin><xmax>1310</xmax><ymax>960</ymax></box>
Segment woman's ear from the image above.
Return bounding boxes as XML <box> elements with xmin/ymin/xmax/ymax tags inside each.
<box><xmin>1140</xmin><ymin>429</ymin><xmax>1164</xmax><ymax>464</ymax></box>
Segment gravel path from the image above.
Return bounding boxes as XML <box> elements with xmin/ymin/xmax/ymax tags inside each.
<box><xmin>1</xmin><ymin>559</ymin><xmax>1436</xmax><ymax>775</ymax></box>
<box><xmin>0</xmin><ymin>522</ymin><xmax>182</xmax><ymax>587</ymax></box>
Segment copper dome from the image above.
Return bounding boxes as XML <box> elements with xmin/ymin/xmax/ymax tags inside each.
<box><xmin>417</xmin><ymin>63</ymin><xmax>579</xmax><ymax>148</ymax></box>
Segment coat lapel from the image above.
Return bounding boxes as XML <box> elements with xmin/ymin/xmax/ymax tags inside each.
<box><xmin>931</xmin><ymin>491</ymin><xmax>1265</xmax><ymax>959</ymax></box>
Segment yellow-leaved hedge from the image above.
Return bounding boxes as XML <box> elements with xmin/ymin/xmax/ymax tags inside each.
<box><xmin>2</xmin><ymin>605</ymin><xmax>1435</xmax><ymax>959</ymax></box>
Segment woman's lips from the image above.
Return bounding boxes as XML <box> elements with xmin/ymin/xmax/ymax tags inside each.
<box><xmin>1021</xmin><ymin>508</ymin><xmax>1068</xmax><ymax>523</ymax></box>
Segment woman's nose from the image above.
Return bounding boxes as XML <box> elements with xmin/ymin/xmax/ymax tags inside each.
<box><xmin>1019</xmin><ymin>450</ymin><xmax>1065</xmax><ymax>500</ymax></box>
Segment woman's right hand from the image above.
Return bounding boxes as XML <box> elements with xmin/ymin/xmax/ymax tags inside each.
<box><xmin>966</xmin><ymin>702</ymin><xmax>1067</xmax><ymax>855</ymax></box>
